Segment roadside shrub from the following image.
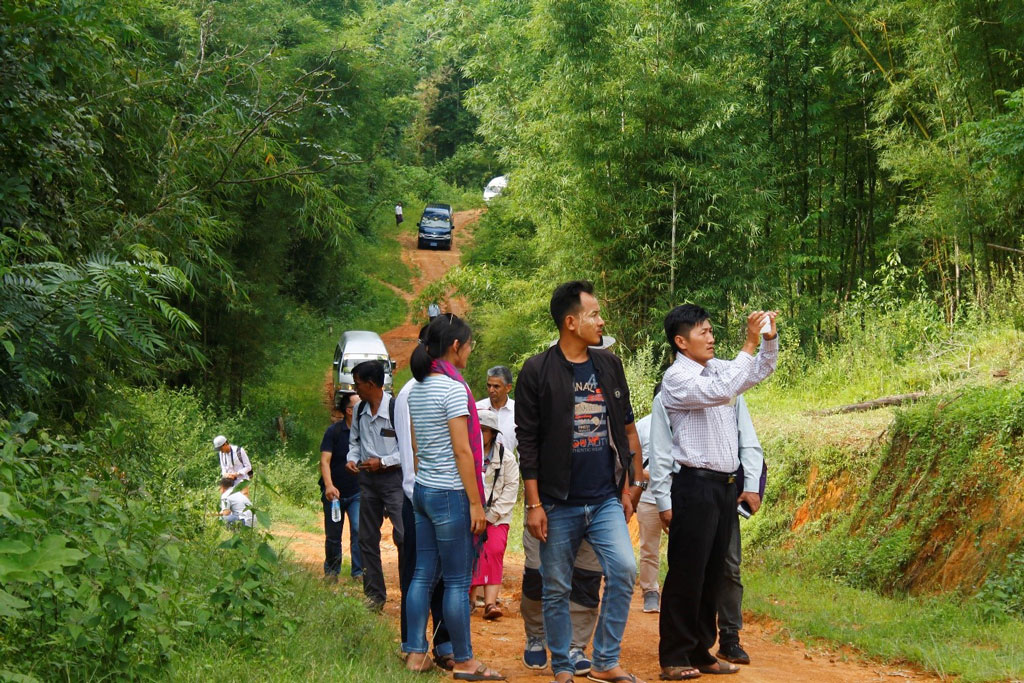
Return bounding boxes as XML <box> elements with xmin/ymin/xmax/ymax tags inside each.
<box><xmin>976</xmin><ymin>551</ymin><xmax>1024</xmax><ymax>621</ymax></box>
<box><xmin>262</xmin><ymin>451</ymin><xmax>320</xmax><ymax>509</ymax></box>
<box><xmin>103</xmin><ymin>386</ymin><xmax>250</xmax><ymax>494</ymax></box>
<box><xmin>0</xmin><ymin>413</ymin><xmax>290</xmax><ymax>682</ymax></box>
<box><xmin>811</xmin><ymin>525</ymin><xmax>915</xmax><ymax>592</ymax></box>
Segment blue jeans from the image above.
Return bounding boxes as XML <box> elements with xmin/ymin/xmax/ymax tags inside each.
<box><xmin>539</xmin><ymin>496</ymin><xmax>637</xmax><ymax>676</ymax></box>
<box><xmin>400</xmin><ymin>495</ymin><xmax>451</xmax><ymax>658</ymax></box>
<box><xmin>322</xmin><ymin>492</ymin><xmax>361</xmax><ymax>577</ymax></box>
<box><xmin>402</xmin><ymin>484</ymin><xmax>475</xmax><ymax>662</ymax></box>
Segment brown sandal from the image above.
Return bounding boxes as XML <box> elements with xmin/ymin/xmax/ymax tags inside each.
<box><xmin>483</xmin><ymin>603</ymin><xmax>503</xmax><ymax>620</ymax></box>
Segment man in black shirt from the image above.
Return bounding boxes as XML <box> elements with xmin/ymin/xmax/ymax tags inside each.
<box><xmin>517</xmin><ymin>280</ymin><xmax>647</xmax><ymax>683</ymax></box>
<box><xmin>320</xmin><ymin>393</ymin><xmax>362</xmax><ymax>579</ymax></box>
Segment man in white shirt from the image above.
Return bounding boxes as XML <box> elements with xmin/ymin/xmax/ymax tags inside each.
<box><xmin>653</xmin><ymin>304</ymin><xmax>777</xmax><ymax>679</ymax></box>
<box><xmin>395</xmin><ymin>201</ymin><xmax>404</xmax><ymax>225</ymax></box>
<box><xmin>647</xmin><ymin>384</ymin><xmax>766</xmax><ymax>666</ymax></box>
<box><xmin>475</xmin><ymin>365</ymin><xmax>517</xmax><ymax>454</ymax></box>
<box><xmin>213</xmin><ymin>435</ymin><xmax>251</xmax><ymax>481</ymax></box>
<box><xmin>346</xmin><ymin>360</ymin><xmax>404</xmax><ymax>612</ymax></box>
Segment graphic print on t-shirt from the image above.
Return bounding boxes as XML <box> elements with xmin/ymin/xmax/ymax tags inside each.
<box><xmin>564</xmin><ymin>359</ymin><xmax>617</xmax><ymax>504</ymax></box>
<box><xmin>573</xmin><ymin>370</ymin><xmax>608</xmax><ymax>453</ymax></box>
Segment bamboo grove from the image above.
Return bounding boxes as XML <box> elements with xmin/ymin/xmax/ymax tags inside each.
<box><xmin>448</xmin><ymin>0</ymin><xmax>1024</xmax><ymax>347</ymax></box>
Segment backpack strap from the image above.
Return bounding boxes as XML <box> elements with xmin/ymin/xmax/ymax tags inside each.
<box><xmin>486</xmin><ymin>443</ymin><xmax>505</xmax><ymax>509</ymax></box>
<box><xmin>357</xmin><ymin>396</ymin><xmax>396</xmax><ymax>428</ymax></box>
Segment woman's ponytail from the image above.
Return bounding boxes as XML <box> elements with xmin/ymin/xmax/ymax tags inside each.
<box><xmin>409</xmin><ymin>314</ymin><xmax>472</xmax><ymax>382</ymax></box>
<box><xmin>410</xmin><ymin>344</ymin><xmax>433</xmax><ymax>382</ymax></box>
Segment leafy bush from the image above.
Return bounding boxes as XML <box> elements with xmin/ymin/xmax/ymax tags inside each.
<box><xmin>976</xmin><ymin>551</ymin><xmax>1024</xmax><ymax>622</ymax></box>
<box><xmin>811</xmin><ymin>526</ymin><xmax>915</xmax><ymax>592</ymax></box>
<box><xmin>0</xmin><ymin>413</ymin><xmax>289</xmax><ymax>681</ymax></box>
<box><xmin>103</xmin><ymin>386</ymin><xmax>251</xmax><ymax>494</ymax></box>
<box><xmin>262</xmin><ymin>452</ymin><xmax>320</xmax><ymax>510</ymax></box>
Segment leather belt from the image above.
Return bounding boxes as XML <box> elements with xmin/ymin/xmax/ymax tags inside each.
<box><xmin>678</xmin><ymin>465</ymin><xmax>736</xmax><ymax>485</ymax></box>
<box><xmin>364</xmin><ymin>464</ymin><xmax>401</xmax><ymax>474</ymax></box>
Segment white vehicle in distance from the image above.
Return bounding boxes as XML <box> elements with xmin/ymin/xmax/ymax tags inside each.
<box><xmin>333</xmin><ymin>330</ymin><xmax>396</xmax><ymax>407</ymax></box>
<box><xmin>483</xmin><ymin>175</ymin><xmax>507</xmax><ymax>202</ymax></box>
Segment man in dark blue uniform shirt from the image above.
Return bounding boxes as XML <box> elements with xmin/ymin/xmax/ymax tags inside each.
<box><xmin>319</xmin><ymin>393</ymin><xmax>362</xmax><ymax>579</ymax></box>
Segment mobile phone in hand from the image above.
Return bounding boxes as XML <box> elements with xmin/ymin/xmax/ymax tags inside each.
<box><xmin>737</xmin><ymin>502</ymin><xmax>752</xmax><ymax>519</ymax></box>
<box><xmin>759</xmin><ymin>314</ymin><xmax>772</xmax><ymax>335</ymax></box>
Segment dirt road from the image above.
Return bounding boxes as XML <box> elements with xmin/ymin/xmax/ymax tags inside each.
<box><xmin>276</xmin><ymin>520</ymin><xmax>935</xmax><ymax>683</ymax></box>
<box><xmin>295</xmin><ymin>208</ymin><xmax>939</xmax><ymax>682</ymax></box>
<box><xmin>379</xmin><ymin>209</ymin><xmax>481</xmax><ymax>374</ymax></box>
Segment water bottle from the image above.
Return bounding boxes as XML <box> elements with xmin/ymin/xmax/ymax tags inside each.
<box><xmin>331</xmin><ymin>499</ymin><xmax>341</xmax><ymax>523</ymax></box>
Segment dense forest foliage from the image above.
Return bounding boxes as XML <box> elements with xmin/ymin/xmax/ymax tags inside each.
<box><xmin>443</xmin><ymin>0</ymin><xmax>1024</xmax><ymax>369</ymax></box>
<box><xmin>0</xmin><ymin>0</ymin><xmax>485</xmax><ymax>677</ymax></box>
<box><xmin>2</xmin><ymin>0</ymin><xmax>1023</xmax><ymax>679</ymax></box>
<box><xmin>0</xmin><ymin>0</ymin><xmax>488</xmax><ymax>417</ymax></box>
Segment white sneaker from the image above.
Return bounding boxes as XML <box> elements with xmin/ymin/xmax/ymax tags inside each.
<box><xmin>523</xmin><ymin>637</ymin><xmax>547</xmax><ymax>670</ymax></box>
<box><xmin>569</xmin><ymin>647</ymin><xmax>592</xmax><ymax>675</ymax></box>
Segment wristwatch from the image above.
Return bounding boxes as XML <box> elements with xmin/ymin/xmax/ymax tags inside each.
<box><xmin>631</xmin><ymin>480</ymin><xmax>648</xmax><ymax>491</ymax></box>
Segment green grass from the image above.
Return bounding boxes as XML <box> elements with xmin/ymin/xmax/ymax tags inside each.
<box><xmin>168</xmin><ymin>566</ymin><xmax>427</xmax><ymax>682</ymax></box>
<box><xmin>249</xmin><ymin>281</ymin><xmax>407</xmax><ymax>462</ymax></box>
<box><xmin>742</xmin><ymin>564</ymin><xmax>1024</xmax><ymax>682</ymax></box>
<box><xmin>750</xmin><ymin>324</ymin><xmax>1024</xmax><ymax>418</ymax></box>
<box><xmin>357</xmin><ymin>204</ymin><xmax>418</xmax><ymax>292</ymax></box>
<box><xmin>266</xmin><ymin>492</ymin><xmax>324</xmax><ymax>536</ymax></box>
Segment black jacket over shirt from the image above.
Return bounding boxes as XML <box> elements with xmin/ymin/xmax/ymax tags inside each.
<box><xmin>516</xmin><ymin>343</ymin><xmax>634</xmax><ymax>502</ymax></box>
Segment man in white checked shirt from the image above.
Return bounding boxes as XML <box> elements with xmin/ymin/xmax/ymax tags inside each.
<box><xmin>653</xmin><ymin>304</ymin><xmax>778</xmax><ymax>680</ymax></box>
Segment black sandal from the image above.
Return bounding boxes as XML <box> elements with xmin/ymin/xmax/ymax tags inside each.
<box><xmin>433</xmin><ymin>652</ymin><xmax>455</xmax><ymax>671</ymax></box>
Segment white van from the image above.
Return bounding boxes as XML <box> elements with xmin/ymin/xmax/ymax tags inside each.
<box><xmin>333</xmin><ymin>330</ymin><xmax>396</xmax><ymax>406</ymax></box>
<box><xmin>483</xmin><ymin>175</ymin><xmax>507</xmax><ymax>202</ymax></box>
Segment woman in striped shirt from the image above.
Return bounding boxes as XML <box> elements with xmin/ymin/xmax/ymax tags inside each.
<box><xmin>403</xmin><ymin>314</ymin><xmax>503</xmax><ymax>681</ymax></box>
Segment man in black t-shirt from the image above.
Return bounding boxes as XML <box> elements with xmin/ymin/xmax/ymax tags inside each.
<box><xmin>320</xmin><ymin>393</ymin><xmax>362</xmax><ymax>579</ymax></box>
<box><xmin>516</xmin><ymin>281</ymin><xmax>647</xmax><ymax>683</ymax></box>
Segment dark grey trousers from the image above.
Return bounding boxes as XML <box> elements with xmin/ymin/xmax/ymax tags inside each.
<box><xmin>521</xmin><ymin>528</ymin><xmax>600</xmax><ymax>649</ymax></box>
<box><xmin>717</xmin><ymin>513</ymin><xmax>743</xmax><ymax>644</ymax></box>
<box><xmin>357</xmin><ymin>468</ymin><xmax>405</xmax><ymax>605</ymax></box>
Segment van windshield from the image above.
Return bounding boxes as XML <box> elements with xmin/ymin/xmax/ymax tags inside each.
<box><xmin>340</xmin><ymin>354</ymin><xmax>390</xmax><ymax>373</ymax></box>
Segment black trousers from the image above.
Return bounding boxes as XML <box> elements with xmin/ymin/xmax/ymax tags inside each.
<box><xmin>400</xmin><ymin>495</ymin><xmax>451</xmax><ymax>654</ymax></box>
<box><xmin>659</xmin><ymin>471</ymin><xmax>737</xmax><ymax>668</ymax></box>
<box><xmin>357</xmin><ymin>469</ymin><xmax>405</xmax><ymax>605</ymax></box>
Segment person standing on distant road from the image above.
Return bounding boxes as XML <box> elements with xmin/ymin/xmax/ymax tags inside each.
<box><xmin>395</xmin><ymin>201</ymin><xmax>404</xmax><ymax>226</ymax></box>
<box><xmin>347</xmin><ymin>360</ymin><xmax>404</xmax><ymax>612</ymax></box>
<box><xmin>213</xmin><ymin>435</ymin><xmax>252</xmax><ymax>482</ymax></box>
<box><xmin>654</xmin><ymin>304</ymin><xmax>777</xmax><ymax>679</ymax></box>
<box><xmin>517</xmin><ymin>280</ymin><xmax>646</xmax><ymax>683</ymax></box>
<box><xmin>319</xmin><ymin>393</ymin><xmax>362</xmax><ymax>580</ymax></box>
